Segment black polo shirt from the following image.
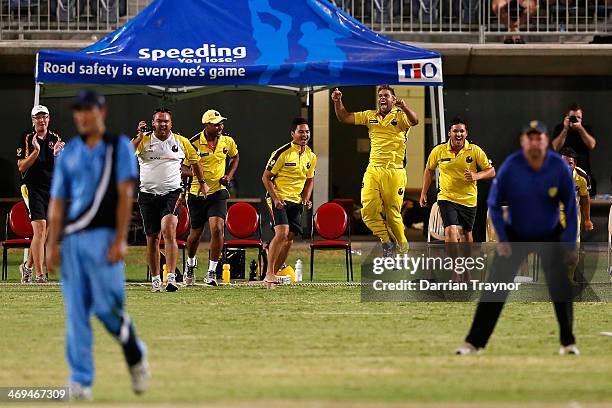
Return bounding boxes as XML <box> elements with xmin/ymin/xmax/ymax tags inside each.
<box><xmin>16</xmin><ymin>129</ymin><xmax>62</xmax><ymax>189</ymax></box>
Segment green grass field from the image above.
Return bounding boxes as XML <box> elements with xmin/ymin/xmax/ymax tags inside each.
<box><xmin>1</xmin><ymin>246</ymin><xmax>611</xmax><ymax>407</ymax></box>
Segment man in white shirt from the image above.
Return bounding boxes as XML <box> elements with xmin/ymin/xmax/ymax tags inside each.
<box><xmin>132</xmin><ymin>108</ymin><xmax>208</xmax><ymax>292</ymax></box>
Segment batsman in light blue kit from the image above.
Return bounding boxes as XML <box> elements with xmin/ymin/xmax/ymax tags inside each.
<box><xmin>46</xmin><ymin>90</ymin><xmax>150</xmax><ymax>400</ymax></box>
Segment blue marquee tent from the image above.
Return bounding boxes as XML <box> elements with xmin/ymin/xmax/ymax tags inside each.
<box><xmin>34</xmin><ymin>0</ymin><xmax>446</xmax><ymax>140</ymax></box>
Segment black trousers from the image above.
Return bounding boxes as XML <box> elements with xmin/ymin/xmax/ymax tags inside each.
<box><xmin>465</xmin><ymin>229</ymin><xmax>576</xmax><ymax>348</ymax></box>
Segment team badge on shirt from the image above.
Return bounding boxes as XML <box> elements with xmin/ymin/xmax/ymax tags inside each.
<box><xmin>171</xmin><ymin>145</ymin><xmax>179</xmax><ymax>152</ymax></box>
<box><xmin>548</xmin><ymin>187</ymin><xmax>558</xmax><ymax>197</ymax></box>
<box><xmin>16</xmin><ymin>148</ymin><xmax>22</xmax><ymax>155</ymax></box>
<box><xmin>466</xmin><ymin>156</ymin><xmax>473</xmax><ymax>163</ymax></box>
<box><xmin>398</xmin><ymin>188</ymin><xmax>404</xmax><ymax>196</ymax></box>
<box><xmin>391</xmin><ymin>119</ymin><xmax>398</xmax><ymax>126</ymax></box>
<box><xmin>306</xmin><ymin>162</ymin><xmax>311</xmax><ymax>169</ymax></box>
<box><xmin>223</xmin><ymin>147</ymin><xmax>228</xmax><ymax>154</ymax></box>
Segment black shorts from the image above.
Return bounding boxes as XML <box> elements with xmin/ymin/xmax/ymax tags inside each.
<box><xmin>187</xmin><ymin>189</ymin><xmax>229</xmax><ymax>229</ymax></box>
<box><xmin>437</xmin><ymin>200</ymin><xmax>477</xmax><ymax>232</ymax></box>
<box><xmin>137</xmin><ymin>189</ymin><xmax>182</xmax><ymax>235</ymax></box>
<box><xmin>268</xmin><ymin>199</ymin><xmax>304</xmax><ymax>236</ymax></box>
<box><xmin>23</xmin><ymin>185</ymin><xmax>50</xmax><ymax>221</ymax></box>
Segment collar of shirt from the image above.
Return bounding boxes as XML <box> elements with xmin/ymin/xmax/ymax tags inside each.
<box><xmin>151</xmin><ymin>130</ymin><xmax>174</xmax><ymax>144</ymax></box>
<box><xmin>199</xmin><ymin>131</ymin><xmax>219</xmax><ymax>150</ymax></box>
<box><xmin>375</xmin><ymin>108</ymin><xmax>400</xmax><ymax>120</ymax></box>
<box><xmin>445</xmin><ymin>139</ymin><xmax>471</xmax><ymax>153</ymax></box>
<box><xmin>290</xmin><ymin>142</ymin><xmax>309</xmax><ymax>155</ymax></box>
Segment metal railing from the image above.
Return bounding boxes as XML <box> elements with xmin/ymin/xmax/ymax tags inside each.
<box><xmin>334</xmin><ymin>0</ymin><xmax>611</xmax><ymax>41</ymax></box>
<box><xmin>0</xmin><ymin>0</ymin><xmax>610</xmax><ymax>42</ymax></box>
<box><xmin>0</xmin><ymin>0</ymin><xmax>153</xmax><ymax>39</ymax></box>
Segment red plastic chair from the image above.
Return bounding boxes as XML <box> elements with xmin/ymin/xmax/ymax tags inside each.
<box><xmin>2</xmin><ymin>201</ymin><xmax>33</xmax><ymax>280</ymax></box>
<box><xmin>223</xmin><ymin>202</ymin><xmax>267</xmax><ymax>278</ymax></box>
<box><xmin>310</xmin><ymin>202</ymin><xmax>353</xmax><ymax>281</ymax></box>
<box><xmin>147</xmin><ymin>204</ymin><xmax>190</xmax><ymax>280</ymax></box>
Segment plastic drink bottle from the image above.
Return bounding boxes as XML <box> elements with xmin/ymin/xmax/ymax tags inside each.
<box><xmin>222</xmin><ymin>264</ymin><xmax>231</xmax><ymax>283</ymax></box>
<box><xmin>295</xmin><ymin>259</ymin><xmax>303</xmax><ymax>282</ymax></box>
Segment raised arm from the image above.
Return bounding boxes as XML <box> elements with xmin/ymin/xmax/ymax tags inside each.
<box><xmin>394</xmin><ymin>98</ymin><xmax>419</xmax><ymax>126</ymax></box>
<box><xmin>331</xmin><ymin>88</ymin><xmax>355</xmax><ymax>124</ymax></box>
<box><xmin>131</xmin><ymin>120</ymin><xmax>147</xmax><ymax>149</ymax></box>
<box><xmin>17</xmin><ymin>136</ymin><xmax>40</xmax><ymax>174</ymax></box>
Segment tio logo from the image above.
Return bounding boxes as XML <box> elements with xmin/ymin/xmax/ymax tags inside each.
<box><xmin>397</xmin><ymin>60</ymin><xmax>439</xmax><ymax>82</ymax></box>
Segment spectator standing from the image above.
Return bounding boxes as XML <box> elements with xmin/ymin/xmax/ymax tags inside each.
<box><xmin>16</xmin><ymin>105</ymin><xmax>64</xmax><ymax>283</ymax></box>
<box><xmin>552</xmin><ymin>103</ymin><xmax>597</xmax><ymax>195</ymax></box>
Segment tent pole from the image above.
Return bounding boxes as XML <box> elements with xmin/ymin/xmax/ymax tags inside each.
<box><xmin>429</xmin><ymin>86</ymin><xmax>439</xmax><ymax>146</ymax></box>
<box><xmin>34</xmin><ymin>82</ymin><xmax>41</xmax><ymax>106</ymax></box>
<box><xmin>437</xmin><ymin>86</ymin><xmax>446</xmax><ymax>143</ymax></box>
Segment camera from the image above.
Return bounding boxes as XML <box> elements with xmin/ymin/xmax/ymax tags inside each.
<box><xmin>569</xmin><ymin>116</ymin><xmax>579</xmax><ymax>124</ymax></box>
<box><xmin>139</xmin><ymin>125</ymin><xmax>151</xmax><ymax>133</ymax></box>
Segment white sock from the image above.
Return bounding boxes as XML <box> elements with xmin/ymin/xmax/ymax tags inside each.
<box><xmin>152</xmin><ymin>275</ymin><xmax>161</xmax><ymax>282</ymax></box>
<box><xmin>187</xmin><ymin>257</ymin><xmax>197</xmax><ymax>267</ymax></box>
<box><xmin>209</xmin><ymin>260</ymin><xmax>218</xmax><ymax>272</ymax></box>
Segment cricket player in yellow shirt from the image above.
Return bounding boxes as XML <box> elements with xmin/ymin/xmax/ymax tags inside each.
<box><xmin>332</xmin><ymin>85</ymin><xmax>417</xmax><ymax>256</ymax></box>
<box><xmin>182</xmin><ymin>109</ymin><xmax>239</xmax><ymax>286</ymax></box>
<box><xmin>420</xmin><ymin>118</ymin><xmax>495</xmax><ymax>242</ymax></box>
<box><xmin>262</xmin><ymin>118</ymin><xmax>317</xmax><ymax>288</ymax></box>
<box><xmin>560</xmin><ymin>147</ymin><xmax>593</xmax><ymax>240</ymax></box>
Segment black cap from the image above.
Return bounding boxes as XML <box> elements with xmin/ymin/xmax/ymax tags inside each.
<box><xmin>72</xmin><ymin>90</ymin><xmax>106</xmax><ymax>110</ymax></box>
<box><xmin>522</xmin><ymin>120</ymin><xmax>548</xmax><ymax>135</ymax></box>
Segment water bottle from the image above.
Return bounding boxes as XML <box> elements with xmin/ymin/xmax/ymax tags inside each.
<box><xmin>162</xmin><ymin>264</ymin><xmax>168</xmax><ymax>284</ymax></box>
<box><xmin>222</xmin><ymin>264</ymin><xmax>231</xmax><ymax>283</ymax></box>
<box><xmin>295</xmin><ymin>259</ymin><xmax>303</xmax><ymax>282</ymax></box>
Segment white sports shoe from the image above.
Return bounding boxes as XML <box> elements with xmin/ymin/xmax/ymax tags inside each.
<box><xmin>455</xmin><ymin>342</ymin><xmax>480</xmax><ymax>355</ymax></box>
<box><xmin>559</xmin><ymin>344</ymin><xmax>580</xmax><ymax>355</ymax></box>
<box><xmin>129</xmin><ymin>353</ymin><xmax>150</xmax><ymax>395</ymax></box>
<box><xmin>184</xmin><ymin>260</ymin><xmax>197</xmax><ymax>285</ymax></box>
<box><xmin>204</xmin><ymin>270</ymin><xmax>218</xmax><ymax>286</ymax></box>
<box><xmin>166</xmin><ymin>272</ymin><xmax>178</xmax><ymax>292</ymax></box>
<box><xmin>151</xmin><ymin>277</ymin><xmax>162</xmax><ymax>292</ymax></box>
<box><xmin>19</xmin><ymin>262</ymin><xmax>32</xmax><ymax>283</ymax></box>
<box><xmin>68</xmin><ymin>382</ymin><xmax>93</xmax><ymax>401</ymax></box>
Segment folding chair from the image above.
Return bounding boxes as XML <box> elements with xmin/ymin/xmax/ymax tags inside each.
<box><xmin>223</xmin><ymin>202</ymin><xmax>267</xmax><ymax>279</ymax></box>
<box><xmin>1</xmin><ymin>201</ymin><xmax>33</xmax><ymax>280</ymax></box>
<box><xmin>310</xmin><ymin>202</ymin><xmax>353</xmax><ymax>281</ymax></box>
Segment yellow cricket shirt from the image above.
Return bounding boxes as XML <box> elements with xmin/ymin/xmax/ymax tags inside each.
<box><xmin>354</xmin><ymin>108</ymin><xmax>412</xmax><ymax>169</ymax></box>
<box><xmin>426</xmin><ymin>140</ymin><xmax>492</xmax><ymax>207</ymax></box>
<box><xmin>187</xmin><ymin>133</ymin><xmax>238</xmax><ymax>196</ymax></box>
<box><xmin>560</xmin><ymin>167</ymin><xmax>589</xmax><ymax>228</ymax></box>
<box><xmin>135</xmin><ymin>131</ymin><xmax>199</xmax><ymax>195</ymax></box>
<box><xmin>265</xmin><ymin>142</ymin><xmax>317</xmax><ymax>203</ymax></box>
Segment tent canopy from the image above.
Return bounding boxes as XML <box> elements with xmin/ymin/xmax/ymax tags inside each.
<box><xmin>35</xmin><ymin>0</ymin><xmax>443</xmax><ymax>89</ymax></box>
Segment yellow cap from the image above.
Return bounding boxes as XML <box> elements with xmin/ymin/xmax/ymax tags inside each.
<box><xmin>201</xmin><ymin>109</ymin><xmax>227</xmax><ymax>124</ymax></box>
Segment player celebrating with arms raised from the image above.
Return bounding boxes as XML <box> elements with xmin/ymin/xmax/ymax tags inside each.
<box><xmin>332</xmin><ymin>85</ymin><xmax>418</xmax><ymax>256</ymax></box>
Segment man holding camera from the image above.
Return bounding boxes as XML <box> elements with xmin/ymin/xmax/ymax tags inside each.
<box><xmin>132</xmin><ymin>109</ymin><xmax>207</xmax><ymax>292</ymax></box>
<box><xmin>552</xmin><ymin>103</ymin><xmax>597</xmax><ymax>195</ymax></box>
